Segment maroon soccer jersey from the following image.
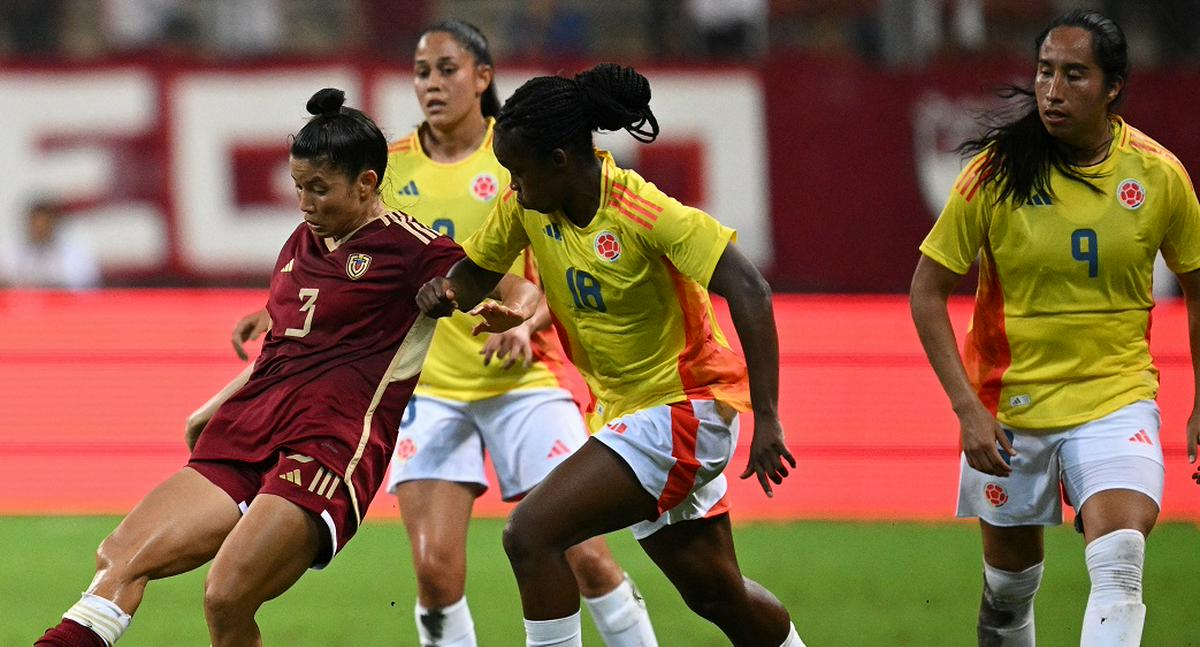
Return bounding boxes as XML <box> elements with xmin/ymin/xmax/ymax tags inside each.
<box><xmin>192</xmin><ymin>212</ymin><xmax>464</xmax><ymax>522</ymax></box>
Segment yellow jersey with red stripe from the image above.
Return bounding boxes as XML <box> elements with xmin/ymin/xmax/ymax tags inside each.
<box><xmin>462</xmin><ymin>150</ymin><xmax>750</xmax><ymax>430</ymax></box>
<box><xmin>379</xmin><ymin>119</ymin><xmax>575</xmax><ymax>401</ymax></box>
<box><xmin>921</xmin><ymin>117</ymin><xmax>1200</xmax><ymax>429</ymax></box>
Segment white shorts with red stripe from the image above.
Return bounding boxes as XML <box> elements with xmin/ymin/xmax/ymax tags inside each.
<box><xmin>957</xmin><ymin>399</ymin><xmax>1165</xmax><ymax>526</ymax></box>
<box><xmin>594</xmin><ymin>399</ymin><xmax>738</xmax><ymax>539</ymax></box>
<box><xmin>386</xmin><ymin>389</ymin><xmax>588</xmax><ymax>501</ymax></box>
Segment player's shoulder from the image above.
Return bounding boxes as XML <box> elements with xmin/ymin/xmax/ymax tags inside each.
<box><xmin>606</xmin><ymin>165</ymin><xmax>682</xmax><ymax>233</ymax></box>
<box><xmin>387</xmin><ymin>130</ymin><xmax>420</xmax><ymax>158</ymax></box>
<box><xmin>1120</xmin><ymin>121</ymin><xmax>1192</xmax><ymax>186</ymax></box>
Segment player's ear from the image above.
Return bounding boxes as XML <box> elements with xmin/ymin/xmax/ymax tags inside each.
<box><xmin>359</xmin><ymin>169</ymin><xmax>378</xmax><ymax>198</ymax></box>
<box><xmin>550</xmin><ymin>148</ymin><xmax>568</xmax><ymax>169</ymax></box>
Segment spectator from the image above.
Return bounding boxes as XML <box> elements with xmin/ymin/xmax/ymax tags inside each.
<box><xmin>2</xmin><ymin>201</ymin><xmax>101</xmax><ymax>289</ymax></box>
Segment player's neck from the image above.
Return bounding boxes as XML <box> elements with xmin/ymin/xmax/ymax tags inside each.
<box><xmin>561</xmin><ymin>158</ymin><xmax>603</xmax><ymax>228</ymax></box>
<box><xmin>421</xmin><ymin>113</ymin><xmax>488</xmax><ymax>164</ymax></box>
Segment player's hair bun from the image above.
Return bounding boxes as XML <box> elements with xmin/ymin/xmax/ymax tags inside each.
<box><xmin>574</xmin><ymin>63</ymin><xmax>659</xmax><ymax>142</ymax></box>
<box><xmin>307</xmin><ymin>88</ymin><xmax>346</xmax><ymax>117</ymax></box>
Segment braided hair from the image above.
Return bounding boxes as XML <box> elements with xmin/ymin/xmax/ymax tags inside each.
<box><xmin>291</xmin><ymin>88</ymin><xmax>388</xmax><ymax>188</ymax></box>
<box><xmin>496</xmin><ymin>63</ymin><xmax>659</xmax><ymax>157</ymax></box>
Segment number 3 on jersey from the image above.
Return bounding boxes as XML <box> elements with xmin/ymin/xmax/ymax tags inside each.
<box><xmin>284</xmin><ymin>288</ymin><xmax>320</xmax><ymax>337</ymax></box>
<box><xmin>566</xmin><ymin>267</ymin><xmax>606</xmax><ymax>312</ymax></box>
<box><xmin>1071</xmin><ymin>228</ymin><xmax>1098</xmax><ymax>278</ymax></box>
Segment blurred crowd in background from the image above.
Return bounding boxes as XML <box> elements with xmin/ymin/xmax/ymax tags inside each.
<box><xmin>3</xmin><ymin>0</ymin><xmax>1200</xmax><ymax>68</ymax></box>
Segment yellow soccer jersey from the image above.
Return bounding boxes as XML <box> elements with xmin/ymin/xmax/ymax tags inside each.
<box><xmin>379</xmin><ymin>120</ymin><xmax>573</xmax><ymax>401</ymax></box>
<box><xmin>462</xmin><ymin>150</ymin><xmax>751</xmax><ymax>429</ymax></box>
<box><xmin>921</xmin><ymin>117</ymin><xmax>1200</xmax><ymax>429</ymax></box>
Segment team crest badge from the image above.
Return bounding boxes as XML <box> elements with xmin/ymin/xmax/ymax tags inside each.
<box><xmin>346</xmin><ymin>253</ymin><xmax>372</xmax><ymax>280</ymax></box>
<box><xmin>594</xmin><ymin>231</ymin><xmax>621</xmax><ymax>262</ymax></box>
<box><xmin>1116</xmin><ymin>178</ymin><xmax>1145</xmax><ymax>210</ymax></box>
<box><xmin>470</xmin><ymin>173</ymin><xmax>499</xmax><ymax>201</ymax></box>
<box><xmin>984</xmin><ymin>483</ymin><xmax>1008</xmax><ymax>508</ymax></box>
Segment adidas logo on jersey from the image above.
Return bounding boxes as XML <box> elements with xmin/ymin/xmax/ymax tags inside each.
<box><xmin>544</xmin><ymin>223</ymin><xmax>563</xmax><ymax>241</ymax></box>
<box><xmin>1026</xmin><ymin>193</ymin><xmax>1053</xmax><ymax>206</ymax></box>
<box><xmin>398</xmin><ymin>181</ymin><xmax>419</xmax><ymax>196</ymax></box>
<box><xmin>280</xmin><ymin>259</ymin><xmax>294</xmax><ymax>273</ymax></box>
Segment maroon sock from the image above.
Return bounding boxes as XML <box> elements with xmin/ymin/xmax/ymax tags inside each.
<box><xmin>34</xmin><ymin>619</ymin><xmax>107</xmax><ymax>647</ymax></box>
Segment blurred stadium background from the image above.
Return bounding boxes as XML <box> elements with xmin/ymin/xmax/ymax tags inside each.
<box><xmin>2</xmin><ymin>0</ymin><xmax>1198</xmax><ymax>644</ymax></box>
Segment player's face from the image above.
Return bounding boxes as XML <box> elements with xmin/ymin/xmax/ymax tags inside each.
<box><xmin>290</xmin><ymin>157</ymin><xmax>376</xmax><ymax>240</ymax></box>
<box><xmin>493</xmin><ymin>130</ymin><xmax>567</xmax><ymax>213</ymax></box>
<box><xmin>413</xmin><ymin>31</ymin><xmax>491</xmax><ymax>130</ymax></box>
<box><xmin>1035</xmin><ymin>26</ymin><xmax>1120</xmax><ymax>151</ymax></box>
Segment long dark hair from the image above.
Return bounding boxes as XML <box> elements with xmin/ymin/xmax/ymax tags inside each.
<box><xmin>495</xmin><ymin>63</ymin><xmax>659</xmax><ymax>158</ymax></box>
<box><xmin>959</xmin><ymin>9</ymin><xmax>1129</xmax><ymax>205</ymax></box>
<box><xmin>421</xmin><ymin>20</ymin><xmax>500</xmax><ymax>118</ymax></box>
<box><xmin>292</xmin><ymin>88</ymin><xmax>388</xmax><ymax>189</ymax></box>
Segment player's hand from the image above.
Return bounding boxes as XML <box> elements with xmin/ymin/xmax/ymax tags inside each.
<box><xmin>740</xmin><ymin>414</ymin><xmax>796</xmax><ymax>497</ymax></box>
<box><xmin>184</xmin><ymin>407</ymin><xmax>212</xmax><ymax>451</ymax></box>
<box><xmin>469</xmin><ymin>301</ymin><xmax>529</xmax><ymax>336</ymax></box>
<box><xmin>1186</xmin><ymin>409</ymin><xmax>1200</xmax><ymax>485</ymax></box>
<box><xmin>959</xmin><ymin>402</ymin><xmax>1014</xmax><ymax>477</ymax></box>
<box><xmin>231</xmin><ymin>308</ymin><xmax>271</xmax><ymax>361</ymax></box>
<box><xmin>481</xmin><ymin>324</ymin><xmax>534</xmax><ymax>369</ymax></box>
<box><xmin>417</xmin><ymin>277</ymin><xmax>458</xmax><ymax>318</ymax></box>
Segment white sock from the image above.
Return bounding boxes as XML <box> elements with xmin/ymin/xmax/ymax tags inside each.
<box><xmin>978</xmin><ymin>561</ymin><xmax>1042</xmax><ymax>646</ymax></box>
<box><xmin>415</xmin><ymin>596</ymin><xmax>476</xmax><ymax>647</ymax></box>
<box><xmin>63</xmin><ymin>593</ymin><xmax>131</xmax><ymax>646</ymax></box>
<box><xmin>582</xmin><ymin>575</ymin><xmax>657</xmax><ymax>646</ymax></box>
<box><xmin>780</xmin><ymin>622</ymin><xmax>806</xmax><ymax>646</ymax></box>
<box><xmin>1081</xmin><ymin>529</ymin><xmax>1146</xmax><ymax>647</ymax></box>
<box><xmin>525</xmin><ymin>611</ymin><xmax>582</xmax><ymax>647</ymax></box>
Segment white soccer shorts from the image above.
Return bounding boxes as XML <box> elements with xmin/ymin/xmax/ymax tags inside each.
<box><xmin>386</xmin><ymin>389</ymin><xmax>588</xmax><ymax>501</ymax></box>
<box><xmin>594</xmin><ymin>399</ymin><xmax>738</xmax><ymax>539</ymax></box>
<box><xmin>957</xmin><ymin>399</ymin><xmax>1165</xmax><ymax>526</ymax></box>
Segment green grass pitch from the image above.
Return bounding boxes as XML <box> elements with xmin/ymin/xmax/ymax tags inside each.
<box><xmin>5</xmin><ymin>517</ymin><xmax>1197</xmax><ymax>645</ymax></box>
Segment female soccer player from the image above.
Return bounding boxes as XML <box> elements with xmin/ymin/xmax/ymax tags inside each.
<box><xmin>198</xmin><ymin>21</ymin><xmax>655</xmax><ymax>647</ymax></box>
<box><xmin>417</xmin><ymin>63</ymin><xmax>804</xmax><ymax>647</ymax></box>
<box><xmin>35</xmin><ymin>88</ymin><xmax>535</xmax><ymax>647</ymax></box>
<box><xmin>910</xmin><ymin>10</ymin><xmax>1200</xmax><ymax>646</ymax></box>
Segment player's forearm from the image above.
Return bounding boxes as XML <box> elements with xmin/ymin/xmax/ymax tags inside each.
<box><xmin>185</xmin><ymin>364</ymin><xmax>253</xmax><ymax>449</ymax></box>
<box><xmin>725</xmin><ymin>270</ymin><xmax>781</xmax><ymax>417</ymax></box>
<box><xmin>494</xmin><ymin>273</ymin><xmax>542</xmax><ymax>323</ymax></box>
<box><xmin>910</xmin><ymin>276</ymin><xmax>981</xmax><ymax>415</ymax></box>
<box><xmin>446</xmin><ymin>258</ymin><xmax>506</xmax><ymax>311</ymax></box>
<box><xmin>1176</xmin><ymin>269</ymin><xmax>1200</xmax><ymax>409</ymax></box>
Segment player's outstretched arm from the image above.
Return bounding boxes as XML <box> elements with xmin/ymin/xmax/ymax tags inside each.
<box><xmin>418</xmin><ymin>258</ymin><xmax>505</xmax><ymax>318</ymax></box>
<box><xmin>184</xmin><ymin>364</ymin><xmax>253</xmax><ymax>451</ymax></box>
<box><xmin>910</xmin><ymin>254</ymin><xmax>1015</xmax><ymax>476</ymax></box>
<box><xmin>1174</xmin><ymin>268</ymin><xmax>1200</xmax><ymax>475</ymax></box>
<box><xmin>708</xmin><ymin>243</ymin><xmax>795</xmax><ymax>497</ymax></box>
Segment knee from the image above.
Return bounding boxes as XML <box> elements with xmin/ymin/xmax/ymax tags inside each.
<box><xmin>412</xmin><ymin>548</ymin><xmax>466</xmax><ymax>606</ymax></box>
<box><xmin>564</xmin><ymin>542</ymin><xmax>623</xmax><ymax>596</ymax></box>
<box><xmin>675</xmin><ymin>572</ymin><xmax>746</xmax><ymax>621</ymax></box>
<box><xmin>501</xmin><ymin>511</ymin><xmax>552</xmax><ymax>566</ymax></box>
<box><xmin>203</xmin><ymin>570</ymin><xmax>254</xmax><ymax>626</ymax></box>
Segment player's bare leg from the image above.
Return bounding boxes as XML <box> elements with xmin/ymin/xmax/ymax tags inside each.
<box><xmin>566</xmin><ymin>536</ymin><xmax>658</xmax><ymax>646</ymax></box>
<box><xmin>504</xmin><ymin>439</ymin><xmax>781</xmax><ymax>646</ymax></box>
<box><xmin>1077</xmin><ymin>489</ymin><xmax>1158</xmax><ymax>647</ymax></box>
<box><xmin>35</xmin><ymin>467</ymin><xmax>240</xmax><ymax>646</ymax></box>
<box><xmin>638</xmin><ymin>514</ymin><xmax>793</xmax><ymax>646</ymax></box>
<box><xmin>397</xmin><ymin>479</ymin><xmax>480</xmax><ymax>646</ymax></box>
<box><xmin>203</xmin><ymin>493</ymin><xmax>323</xmax><ymax>647</ymax></box>
<box><xmin>977</xmin><ymin>522</ymin><xmax>1044</xmax><ymax>647</ymax></box>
